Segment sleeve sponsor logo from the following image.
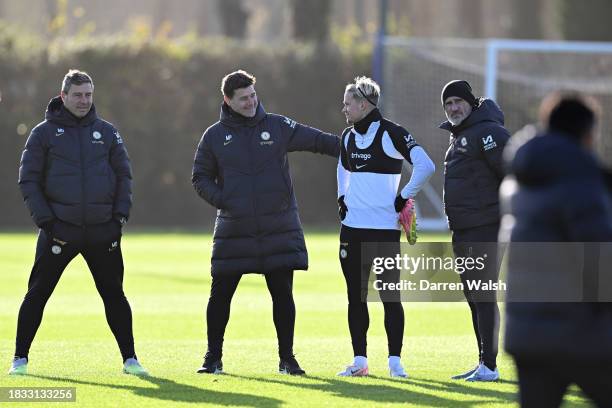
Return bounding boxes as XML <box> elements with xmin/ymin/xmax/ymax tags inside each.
<box><xmin>482</xmin><ymin>135</ymin><xmax>497</xmax><ymax>151</ymax></box>
<box><xmin>114</xmin><ymin>131</ymin><xmax>124</xmax><ymax>144</ymax></box>
<box><xmin>283</xmin><ymin>117</ymin><xmax>297</xmax><ymax>129</ymax></box>
<box><xmin>404</xmin><ymin>133</ymin><xmax>417</xmax><ymax>149</ymax></box>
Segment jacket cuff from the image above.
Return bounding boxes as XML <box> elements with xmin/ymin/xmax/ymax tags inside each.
<box><xmin>113</xmin><ymin>214</ymin><xmax>128</xmax><ymax>226</ymax></box>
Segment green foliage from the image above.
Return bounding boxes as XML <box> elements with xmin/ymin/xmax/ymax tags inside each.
<box><xmin>0</xmin><ymin>21</ymin><xmax>45</xmax><ymax>61</ymax></box>
<box><xmin>0</xmin><ymin>30</ymin><xmax>371</xmax><ymax>228</ymax></box>
<box><xmin>290</xmin><ymin>0</ymin><xmax>333</xmax><ymax>42</ymax></box>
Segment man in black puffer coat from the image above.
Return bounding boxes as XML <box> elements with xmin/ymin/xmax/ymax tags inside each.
<box><xmin>10</xmin><ymin>70</ymin><xmax>146</xmax><ymax>376</ymax></box>
<box><xmin>192</xmin><ymin>70</ymin><xmax>339</xmax><ymax>375</ymax></box>
<box><xmin>501</xmin><ymin>93</ymin><xmax>612</xmax><ymax>407</ymax></box>
<box><xmin>439</xmin><ymin>80</ymin><xmax>510</xmax><ymax>382</ymax></box>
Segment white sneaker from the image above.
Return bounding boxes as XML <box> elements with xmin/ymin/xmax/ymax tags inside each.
<box><xmin>123</xmin><ymin>358</ymin><xmax>149</xmax><ymax>376</ymax></box>
<box><xmin>337</xmin><ymin>364</ymin><xmax>369</xmax><ymax>377</ymax></box>
<box><xmin>8</xmin><ymin>357</ymin><xmax>27</xmax><ymax>375</ymax></box>
<box><xmin>465</xmin><ymin>363</ymin><xmax>499</xmax><ymax>382</ymax></box>
<box><xmin>389</xmin><ymin>364</ymin><xmax>408</xmax><ymax>378</ymax></box>
<box><xmin>451</xmin><ymin>364</ymin><xmax>479</xmax><ymax>380</ymax></box>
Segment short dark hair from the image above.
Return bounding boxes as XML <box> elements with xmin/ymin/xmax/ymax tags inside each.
<box><xmin>539</xmin><ymin>92</ymin><xmax>600</xmax><ymax>140</ymax></box>
<box><xmin>62</xmin><ymin>69</ymin><xmax>93</xmax><ymax>94</ymax></box>
<box><xmin>221</xmin><ymin>70</ymin><xmax>256</xmax><ymax>98</ymax></box>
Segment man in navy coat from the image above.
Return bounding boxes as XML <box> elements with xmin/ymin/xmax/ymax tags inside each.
<box><xmin>10</xmin><ymin>70</ymin><xmax>146</xmax><ymax>376</ymax></box>
<box><xmin>192</xmin><ymin>70</ymin><xmax>339</xmax><ymax>375</ymax></box>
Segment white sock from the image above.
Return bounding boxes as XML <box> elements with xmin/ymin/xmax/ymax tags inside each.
<box><xmin>354</xmin><ymin>356</ymin><xmax>367</xmax><ymax>368</ymax></box>
<box><xmin>388</xmin><ymin>356</ymin><xmax>402</xmax><ymax>368</ymax></box>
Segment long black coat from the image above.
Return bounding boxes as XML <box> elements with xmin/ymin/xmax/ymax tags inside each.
<box><xmin>192</xmin><ymin>103</ymin><xmax>339</xmax><ymax>275</ymax></box>
<box><xmin>440</xmin><ymin>99</ymin><xmax>510</xmax><ymax>230</ymax></box>
<box><xmin>18</xmin><ymin>96</ymin><xmax>132</xmax><ymax>227</ymax></box>
<box><xmin>501</xmin><ymin>127</ymin><xmax>612</xmax><ymax>363</ymax></box>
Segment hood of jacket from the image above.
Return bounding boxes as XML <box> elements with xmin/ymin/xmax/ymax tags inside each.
<box><xmin>511</xmin><ymin>131</ymin><xmax>601</xmax><ymax>187</ymax></box>
<box><xmin>45</xmin><ymin>95</ymin><xmax>98</xmax><ymax>127</ymax></box>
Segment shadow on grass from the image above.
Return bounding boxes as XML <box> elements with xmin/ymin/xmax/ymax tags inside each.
<box><xmin>28</xmin><ymin>374</ymin><xmax>282</xmax><ymax>407</ymax></box>
<box><xmin>226</xmin><ymin>373</ymin><xmax>512</xmax><ymax>407</ymax></box>
<box><xmin>374</xmin><ymin>376</ymin><xmax>589</xmax><ymax>406</ymax></box>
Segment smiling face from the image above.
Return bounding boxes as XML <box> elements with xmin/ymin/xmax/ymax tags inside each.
<box><xmin>61</xmin><ymin>82</ymin><xmax>93</xmax><ymax>118</ymax></box>
<box><xmin>444</xmin><ymin>96</ymin><xmax>473</xmax><ymax>126</ymax></box>
<box><xmin>224</xmin><ymin>85</ymin><xmax>258</xmax><ymax>118</ymax></box>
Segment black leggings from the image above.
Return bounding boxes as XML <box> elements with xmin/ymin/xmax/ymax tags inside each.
<box><xmin>206</xmin><ymin>270</ymin><xmax>295</xmax><ymax>359</ymax></box>
<box><xmin>339</xmin><ymin>225</ymin><xmax>404</xmax><ymax>357</ymax></box>
<box><xmin>15</xmin><ymin>221</ymin><xmax>135</xmax><ymax>362</ymax></box>
<box><xmin>452</xmin><ymin>223</ymin><xmax>500</xmax><ymax>369</ymax></box>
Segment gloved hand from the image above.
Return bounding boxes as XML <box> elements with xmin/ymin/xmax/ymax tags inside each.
<box><xmin>394</xmin><ymin>195</ymin><xmax>408</xmax><ymax>212</ymax></box>
<box><xmin>338</xmin><ymin>196</ymin><xmax>348</xmax><ymax>221</ymax></box>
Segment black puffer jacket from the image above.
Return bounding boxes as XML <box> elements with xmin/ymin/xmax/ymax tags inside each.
<box><xmin>440</xmin><ymin>99</ymin><xmax>510</xmax><ymax>230</ymax></box>
<box><xmin>501</xmin><ymin>128</ymin><xmax>612</xmax><ymax>363</ymax></box>
<box><xmin>18</xmin><ymin>96</ymin><xmax>132</xmax><ymax>227</ymax></box>
<box><xmin>192</xmin><ymin>102</ymin><xmax>339</xmax><ymax>275</ymax></box>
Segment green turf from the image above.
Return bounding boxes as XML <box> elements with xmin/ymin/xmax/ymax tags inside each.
<box><xmin>0</xmin><ymin>232</ymin><xmax>590</xmax><ymax>407</ymax></box>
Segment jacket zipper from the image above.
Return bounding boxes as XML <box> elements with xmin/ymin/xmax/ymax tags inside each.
<box><xmin>79</xmin><ymin>126</ymin><xmax>87</xmax><ymax>226</ymax></box>
<box><xmin>249</xmin><ymin>127</ymin><xmax>264</xmax><ymax>272</ymax></box>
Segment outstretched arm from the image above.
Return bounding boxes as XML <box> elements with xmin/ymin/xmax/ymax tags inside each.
<box><xmin>283</xmin><ymin>116</ymin><xmax>340</xmax><ymax>157</ymax></box>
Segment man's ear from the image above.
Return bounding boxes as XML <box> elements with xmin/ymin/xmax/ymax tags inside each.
<box><xmin>60</xmin><ymin>91</ymin><xmax>66</xmax><ymax>102</ymax></box>
<box><xmin>360</xmin><ymin>99</ymin><xmax>367</xmax><ymax>112</ymax></box>
<box><xmin>223</xmin><ymin>95</ymin><xmax>230</xmax><ymax>105</ymax></box>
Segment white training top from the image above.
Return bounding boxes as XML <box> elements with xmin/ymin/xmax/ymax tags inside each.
<box><xmin>337</xmin><ymin>120</ymin><xmax>435</xmax><ymax>230</ymax></box>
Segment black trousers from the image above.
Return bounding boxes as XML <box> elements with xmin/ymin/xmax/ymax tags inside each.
<box><xmin>515</xmin><ymin>359</ymin><xmax>612</xmax><ymax>407</ymax></box>
<box><xmin>452</xmin><ymin>223</ymin><xmax>500</xmax><ymax>369</ymax></box>
<box><xmin>15</xmin><ymin>221</ymin><xmax>135</xmax><ymax>362</ymax></box>
<box><xmin>206</xmin><ymin>270</ymin><xmax>296</xmax><ymax>359</ymax></box>
<box><xmin>339</xmin><ymin>225</ymin><xmax>404</xmax><ymax>357</ymax></box>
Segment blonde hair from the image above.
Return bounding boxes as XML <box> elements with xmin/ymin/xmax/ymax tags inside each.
<box><xmin>345</xmin><ymin>76</ymin><xmax>380</xmax><ymax>106</ymax></box>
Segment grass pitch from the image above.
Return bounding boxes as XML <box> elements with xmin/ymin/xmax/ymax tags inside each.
<box><xmin>0</xmin><ymin>231</ymin><xmax>590</xmax><ymax>407</ymax></box>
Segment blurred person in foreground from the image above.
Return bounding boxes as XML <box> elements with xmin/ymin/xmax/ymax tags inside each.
<box><xmin>501</xmin><ymin>93</ymin><xmax>612</xmax><ymax>407</ymax></box>
<box><xmin>192</xmin><ymin>70</ymin><xmax>339</xmax><ymax>375</ymax></box>
<box><xmin>335</xmin><ymin>76</ymin><xmax>435</xmax><ymax>378</ymax></box>
<box><xmin>10</xmin><ymin>70</ymin><xmax>146</xmax><ymax>376</ymax></box>
<box><xmin>439</xmin><ymin>80</ymin><xmax>510</xmax><ymax>382</ymax></box>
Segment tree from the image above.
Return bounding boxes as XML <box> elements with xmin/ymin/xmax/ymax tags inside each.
<box><xmin>509</xmin><ymin>0</ymin><xmax>543</xmax><ymax>39</ymax></box>
<box><xmin>217</xmin><ymin>0</ymin><xmax>250</xmax><ymax>39</ymax></box>
<box><xmin>290</xmin><ymin>0</ymin><xmax>332</xmax><ymax>42</ymax></box>
<box><xmin>558</xmin><ymin>0</ymin><xmax>612</xmax><ymax>41</ymax></box>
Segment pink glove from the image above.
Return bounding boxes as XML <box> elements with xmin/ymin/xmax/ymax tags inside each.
<box><xmin>399</xmin><ymin>198</ymin><xmax>417</xmax><ymax>245</ymax></box>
